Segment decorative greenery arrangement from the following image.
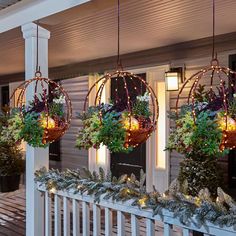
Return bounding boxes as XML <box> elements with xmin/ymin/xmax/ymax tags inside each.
<box><xmin>19</xmin><ymin>89</ymin><xmax>67</xmax><ymax>148</ymax></box>
<box><xmin>35</xmin><ymin>167</ymin><xmax>236</xmax><ymax>229</ymax></box>
<box><xmin>133</xmin><ymin>92</ymin><xmax>152</xmax><ymax>118</ymax></box>
<box><xmin>20</xmin><ymin>111</ymin><xmax>45</xmax><ymax>148</ymax></box>
<box><xmin>76</xmin><ymin>108</ymin><xmax>101</xmax><ymax>150</ymax></box>
<box><xmin>76</xmin><ymin>104</ymin><xmax>130</xmax><ymax>153</ymax></box>
<box><xmin>228</xmin><ymin>95</ymin><xmax>236</xmax><ymax>120</ymax></box>
<box><xmin>76</xmin><ymin>92</ymin><xmax>152</xmax><ymax>153</ymax></box>
<box><xmin>166</xmin><ymin>84</ymin><xmax>230</xmax><ymax>196</ymax></box>
<box><xmin>0</xmin><ymin>108</ymin><xmax>24</xmax><ymax>176</ymax></box>
<box><xmin>191</xmin><ymin>111</ymin><xmax>225</xmax><ymax>158</ymax></box>
<box><xmin>166</xmin><ymin>110</ymin><xmax>194</xmax><ymax>155</ymax></box>
<box><xmin>97</xmin><ymin>111</ymin><xmax>128</xmax><ymax>153</ymax></box>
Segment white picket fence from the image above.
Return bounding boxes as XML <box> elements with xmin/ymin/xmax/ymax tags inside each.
<box><xmin>37</xmin><ymin>185</ymin><xmax>236</xmax><ymax>236</ymax></box>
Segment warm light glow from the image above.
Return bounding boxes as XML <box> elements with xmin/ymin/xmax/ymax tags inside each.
<box><xmin>157</xmin><ymin>82</ymin><xmax>167</xmax><ymax>169</ymax></box>
<box><xmin>165</xmin><ymin>72</ymin><xmax>179</xmax><ymax>91</ymax></box>
<box><xmin>138</xmin><ymin>198</ymin><xmax>146</xmax><ymax>207</ymax></box>
<box><xmin>49</xmin><ymin>187</ymin><xmax>56</xmax><ymax>194</ymax></box>
<box><xmin>195</xmin><ymin>197</ymin><xmax>201</xmax><ymax>206</ymax></box>
<box><xmin>40</xmin><ymin>116</ymin><xmax>56</xmax><ymax>129</ymax></box>
<box><xmin>218</xmin><ymin>116</ymin><xmax>236</xmax><ymax>131</ymax></box>
<box><xmin>96</xmin><ymin>144</ymin><xmax>107</xmax><ymax>165</ymax></box>
<box><xmin>122</xmin><ymin>116</ymin><xmax>139</xmax><ymax>131</ymax></box>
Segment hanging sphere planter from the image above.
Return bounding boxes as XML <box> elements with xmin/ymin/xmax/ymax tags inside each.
<box><xmin>76</xmin><ymin>71</ymin><xmax>159</xmax><ymax>153</ymax></box>
<box><xmin>176</xmin><ymin>58</ymin><xmax>236</xmax><ymax>151</ymax></box>
<box><xmin>11</xmin><ymin>72</ymin><xmax>72</xmax><ymax>147</ymax></box>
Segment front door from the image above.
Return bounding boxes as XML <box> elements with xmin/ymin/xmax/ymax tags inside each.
<box><xmin>110</xmin><ymin>73</ymin><xmax>146</xmax><ymax>178</ymax></box>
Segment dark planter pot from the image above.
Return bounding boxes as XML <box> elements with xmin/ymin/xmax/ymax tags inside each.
<box><xmin>0</xmin><ymin>175</ymin><xmax>21</xmax><ymax>193</ymax></box>
<box><xmin>192</xmin><ymin>231</ymin><xmax>204</xmax><ymax>236</ymax></box>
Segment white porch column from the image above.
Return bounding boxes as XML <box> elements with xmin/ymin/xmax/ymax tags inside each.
<box><xmin>21</xmin><ymin>23</ymin><xmax>50</xmax><ymax>236</ymax></box>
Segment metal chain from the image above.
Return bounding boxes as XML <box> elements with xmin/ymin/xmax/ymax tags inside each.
<box><xmin>35</xmin><ymin>21</ymin><xmax>41</xmax><ymax>76</ymax></box>
<box><xmin>212</xmin><ymin>0</ymin><xmax>216</xmax><ymax>59</ymax></box>
<box><xmin>116</xmin><ymin>0</ymin><xmax>123</xmax><ymax>69</ymax></box>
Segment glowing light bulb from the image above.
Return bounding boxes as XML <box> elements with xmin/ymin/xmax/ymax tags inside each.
<box><xmin>122</xmin><ymin>115</ymin><xmax>139</xmax><ymax>131</ymax></box>
<box><xmin>40</xmin><ymin>116</ymin><xmax>56</xmax><ymax>129</ymax></box>
<box><xmin>49</xmin><ymin>187</ymin><xmax>56</xmax><ymax>194</ymax></box>
<box><xmin>138</xmin><ymin>198</ymin><xmax>146</xmax><ymax>207</ymax></box>
<box><xmin>218</xmin><ymin>116</ymin><xmax>236</xmax><ymax>131</ymax></box>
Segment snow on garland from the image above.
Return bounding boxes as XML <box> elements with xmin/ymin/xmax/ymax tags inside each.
<box><xmin>35</xmin><ymin>167</ymin><xmax>236</xmax><ymax>228</ymax></box>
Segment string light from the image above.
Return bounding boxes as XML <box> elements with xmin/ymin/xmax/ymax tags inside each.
<box><xmin>138</xmin><ymin>198</ymin><xmax>147</xmax><ymax>207</ymax></box>
<box><xmin>49</xmin><ymin>187</ymin><xmax>56</xmax><ymax>194</ymax></box>
<box><xmin>83</xmin><ymin>71</ymin><xmax>159</xmax><ymax>149</ymax></box>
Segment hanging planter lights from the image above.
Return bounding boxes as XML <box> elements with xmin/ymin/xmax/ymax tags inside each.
<box><xmin>10</xmin><ymin>24</ymin><xmax>72</xmax><ymax>147</ymax></box>
<box><xmin>176</xmin><ymin>0</ymin><xmax>236</xmax><ymax>151</ymax></box>
<box><xmin>83</xmin><ymin>71</ymin><xmax>158</xmax><ymax>149</ymax></box>
<box><xmin>76</xmin><ymin>0</ymin><xmax>158</xmax><ymax>153</ymax></box>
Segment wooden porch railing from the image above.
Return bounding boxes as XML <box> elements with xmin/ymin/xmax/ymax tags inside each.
<box><xmin>37</xmin><ymin>184</ymin><xmax>236</xmax><ymax>236</ymax></box>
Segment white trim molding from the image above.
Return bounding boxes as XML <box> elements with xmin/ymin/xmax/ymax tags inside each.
<box><xmin>143</xmin><ymin>65</ymin><xmax>170</xmax><ymax>193</ymax></box>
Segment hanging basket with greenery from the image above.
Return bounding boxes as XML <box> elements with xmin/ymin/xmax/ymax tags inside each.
<box><xmin>76</xmin><ymin>72</ymin><xmax>158</xmax><ymax>153</ymax></box>
<box><xmin>10</xmin><ymin>74</ymin><xmax>72</xmax><ymax>148</ymax></box>
<box><xmin>166</xmin><ymin>77</ymin><xmax>236</xmax><ymax>196</ymax></box>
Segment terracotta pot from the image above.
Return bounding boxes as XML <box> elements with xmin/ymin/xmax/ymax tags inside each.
<box><xmin>42</xmin><ymin>125</ymin><xmax>67</xmax><ymax>144</ymax></box>
<box><xmin>220</xmin><ymin>130</ymin><xmax>236</xmax><ymax>150</ymax></box>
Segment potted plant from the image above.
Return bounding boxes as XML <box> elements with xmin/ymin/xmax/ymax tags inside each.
<box><xmin>76</xmin><ymin>103</ymin><xmax>131</xmax><ymax>153</ymax></box>
<box><xmin>166</xmin><ymin>85</ymin><xmax>229</xmax><ymax>197</ymax></box>
<box><xmin>0</xmin><ymin>107</ymin><xmax>25</xmax><ymax>192</ymax></box>
<box><xmin>10</xmin><ymin>78</ymin><xmax>72</xmax><ymax>148</ymax></box>
<box><xmin>76</xmin><ymin>92</ymin><xmax>153</xmax><ymax>153</ymax></box>
<box><xmin>19</xmin><ymin>89</ymin><xmax>68</xmax><ymax>147</ymax></box>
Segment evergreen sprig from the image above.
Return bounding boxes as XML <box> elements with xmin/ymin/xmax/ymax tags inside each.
<box><xmin>76</xmin><ymin>105</ymin><xmax>133</xmax><ymax>153</ymax></box>
<box><xmin>19</xmin><ymin>111</ymin><xmax>47</xmax><ymax>148</ymax></box>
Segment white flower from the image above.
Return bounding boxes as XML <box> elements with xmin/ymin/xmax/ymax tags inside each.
<box><xmin>233</xmin><ymin>93</ymin><xmax>236</xmax><ymax>98</ymax></box>
<box><xmin>196</xmin><ymin>102</ymin><xmax>208</xmax><ymax>111</ymax></box>
<box><xmin>53</xmin><ymin>95</ymin><xmax>66</xmax><ymax>104</ymax></box>
<box><xmin>137</xmin><ymin>92</ymin><xmax>150</xmax><ymax>102</ymax></box>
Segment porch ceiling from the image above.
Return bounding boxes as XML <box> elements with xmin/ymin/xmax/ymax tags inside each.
<box><xmin>1</xmin><ymin>0</ymin><xmax>236</xmax><ymax>76</ymax></box>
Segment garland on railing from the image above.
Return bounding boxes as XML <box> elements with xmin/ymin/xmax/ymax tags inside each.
<box><xmin>35</xmin><ymin>168</ymin><xmax>236</xmax><ymax>229</ymax></box>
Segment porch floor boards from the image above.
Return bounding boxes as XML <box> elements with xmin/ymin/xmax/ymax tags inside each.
<box><xmin>0</xmin><ymin>188</ymin><xmax>184</xmax><ymax>236</ymax></box>
<box><xmin>0</xmin><ymin>187</ymin><xmax>25</xmax><ymax>236</ymax></box>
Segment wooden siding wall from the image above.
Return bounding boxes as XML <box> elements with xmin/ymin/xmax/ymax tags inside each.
<box><xmin>169</xmin><ymin>53</ymin><xmax>230</xmax><ymax>182</ymax></box>
<box><xmin>59</xmin><ymin>76</ymin><xmax>88</xmax><ymax>170</ymax></box>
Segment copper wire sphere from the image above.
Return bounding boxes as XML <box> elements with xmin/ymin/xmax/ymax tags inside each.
<box><xmin>84</xmin><ymin>71</ymin><xmax>159</xmax><ymax>148</ymax></box>
<box><xmin>11</xmin><ymin>72</ymin><xmax>72</xmax><ymax>145</ymax></box>
<box><xmin>176</xmin><ymin>58</ymin><xmax>236</xmax><ymax>150</ymax></box>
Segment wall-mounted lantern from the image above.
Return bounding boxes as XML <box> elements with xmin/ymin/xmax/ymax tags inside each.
<box><xmin>165</xmin><ymin>67</ymin><xmax>183</xmax><ymax>91</ymax></box>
